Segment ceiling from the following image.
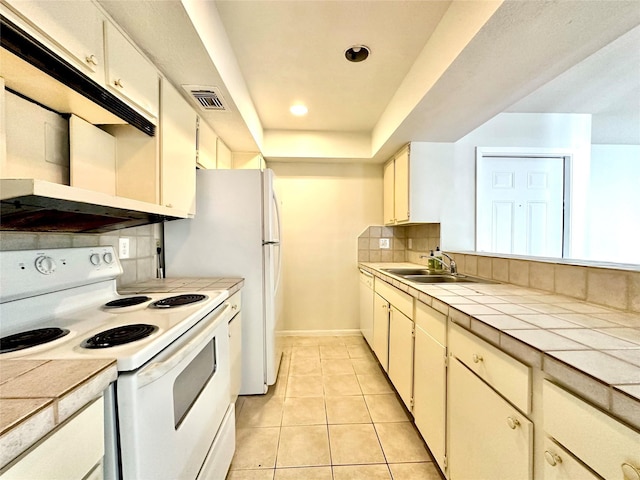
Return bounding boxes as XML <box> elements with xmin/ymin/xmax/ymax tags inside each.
<box><xmin>98</xmin><ymin>0</ymin><xmax>640</xmax><ymax>163</ymax></box>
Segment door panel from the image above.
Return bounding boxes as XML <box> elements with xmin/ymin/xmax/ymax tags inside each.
<box><xmin>477</xmin><ymin>156</ymin><xmax>564</xmax><ymax>257</ymax></box>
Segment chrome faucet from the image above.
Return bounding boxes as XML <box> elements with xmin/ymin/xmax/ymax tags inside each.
<box><xmin>419</xmin><ymin>251</ymin><xmax>458</xmax><ymax>275</ymax></box>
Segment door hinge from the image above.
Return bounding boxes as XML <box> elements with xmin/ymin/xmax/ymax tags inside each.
<box><xmin>412</xmin><ymin>327</ymin><xmax>416</xmax><ymax>338</ymax></box>
<box><xmin>410</xmin><ymin>397</ymin><xmax>414</xmax><ymax>409</ymax></box>
<box><xmin>444</xmin><ymin>356</ymin><xmax>449</xmax><ymax>367</ymax></box>
<box><xmin>443</xmin><ymin>455</ymin><xmax>448</xmax><ymax>468</ymax></box>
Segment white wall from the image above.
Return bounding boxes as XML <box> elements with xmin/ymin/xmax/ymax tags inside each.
<box><xmin>440</xmin><ymin>113</ymin><xmax>592</xmax><ymax>255</ymax></box>
<box><xmin>585</xmin><ymin>144</ymin><xmax>640</xmax><ymax>264</ymax></box>
<box><xmin>269</xmin><ymin>162</ymin><xmax>382</xmax><ymax>332</ymax></box>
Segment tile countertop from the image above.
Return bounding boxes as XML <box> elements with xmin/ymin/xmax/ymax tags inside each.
<box><xmin>361</xmin><ymin>262</ymin><xmax>640</xmax><ymax>429</ymax></box>
<box><xmin>0</xmin><ymin>359</ymin><xmax>117</xmax><ymax>469</ymax></box>
<box><xmin>117</xmin><ymin>276</ymin><xmax>244</xmax><ymax>296</ymax></box>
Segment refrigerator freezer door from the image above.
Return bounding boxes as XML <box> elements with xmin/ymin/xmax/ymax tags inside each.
<box><xmin>262</xmin><ymin>169</ymin><xmax>281</xmax><ymax>243</ymax></box>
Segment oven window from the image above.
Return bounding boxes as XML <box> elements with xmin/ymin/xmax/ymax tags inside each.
<box><xmin>173</xmin><ymin>337</ymin><xmax>217</xmax><ymax>429</ymax></box>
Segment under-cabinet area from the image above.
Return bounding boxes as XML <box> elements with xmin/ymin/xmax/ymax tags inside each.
<box><xmin>362</xmin><ymin>262</ymin><xmax>640</xmax><ymax>480</ymax></box>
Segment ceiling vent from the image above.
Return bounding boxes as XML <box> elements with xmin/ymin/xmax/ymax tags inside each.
<box><xmin>182</xmin><ymin>85</ymin><xmax>229</xmax><ymax>112</ymax></box>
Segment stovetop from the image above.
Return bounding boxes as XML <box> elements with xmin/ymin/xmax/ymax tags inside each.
<box><xmin>0</xmin><ymin>247</ymin><xmax>229</xmax><ymax>371</ymax></box>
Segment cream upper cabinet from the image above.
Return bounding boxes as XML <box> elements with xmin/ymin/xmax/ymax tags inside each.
<box><xmin>104</xmin><ymin>21</ymin><xmax>159</xmax><ymax>121</ymax></box>
<box><xmin>196</xmin><ymin>118</ymin><xmax>218</xmax><ymax>170</ymax></box>
<box><xmin>216</xmin><ymin>138</ymin><xmax>232</xmax><ymax>169</ymax></box>
<box><xmin>388</xmin><ymin>305</ymin><xmax>414</xmax><ymax>410</ymax></box>
<box><xmin>448</xmin><ymin>358</ymin><xmax>533</xmax><ymax>480</ymax></box>
<box><xmin>383</xmin><ymin>142</ymin><xmax>454</xmax><ymax>226</ymax></box>
<box><xmin>160</xmin><ymin>79</ymin><xmax>196</xmax><ymax>216</ymax></box>
<box><xmin>3</xmin><ymin>0</ymin><xmax>106</xmax><ymax>84</ymax></box>
<box><xmin>413</xmin><ymin>301</ymin><xmax>447</xmax><ymax>473</ymax></box>
<box><xmin>372</xmin><ymin>291</ymin><xmax>390</xmax><ymax>372</ymax></box>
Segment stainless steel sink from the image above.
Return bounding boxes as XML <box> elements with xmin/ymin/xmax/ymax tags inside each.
<box><xmin>403</xmin><ymin>274</ymin><xmax>497</xmax><ymax>284</ymax></box>
<box><xmin>381</xmin><ymin>268</ymin><xmax>441</xmax><ymax>276</ymax></box>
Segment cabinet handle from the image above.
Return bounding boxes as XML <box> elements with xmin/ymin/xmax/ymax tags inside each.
<box><xmin>165</xmin><ymin>203</ymin><xmax>173</xmax><ymax>208</ymax></box>
<box><xmin>85</xmin><ymin>54</ymin><xmax>98</xmax><ymax>66</ymax></box>
<box><xmin>506</xmin><ymin>416</ymin><xmax>520</xmax><ymax>429</ymax></box>
<box><xmin>622</xmin><ymin>463</ymin><xmax>640</xmax><ymax>480</ymax></box>
<box><xmin>114</xmin><ymin>78</ymin><xmax>124</xmax><ymax>88</ymax></box>
<box><xmin>472</xmin><ymin>353</ymin><xmax>483</xmax><ymax>363</ymax></box>
<box><xmin>544</xmin><ymin>450</ymin><xmax>562</xmax><ymax>467</ymax></box>
<box><xmin>231</xmin><ymin>304</ymin><xmax>238</xmax><ymax>310</ymax></box>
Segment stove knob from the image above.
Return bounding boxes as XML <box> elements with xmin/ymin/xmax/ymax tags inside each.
<box><xmin>103</xmin><ymin>252</ymin><xmax>114</xmax><ymax>264</ymax></box>
<box><xmin>90</xmin><ymin>253</ymin><xmax>101</xmax><ymax>266</ymax></box>
<box><xmin>35</xmin><ymin>256</ymin><xmax>57</xmax><ymax>275</ymax></box>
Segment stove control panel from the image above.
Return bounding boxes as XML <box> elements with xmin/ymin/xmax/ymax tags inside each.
<box><xmin>0</xmin><ymin>247</ymin><xmax>123</xmax><ymax>303</ymax></box>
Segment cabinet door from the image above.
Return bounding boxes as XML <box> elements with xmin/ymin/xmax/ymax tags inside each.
<box><xmin>448</xmin><ymin>358</ymin><xmax>533</xmax><ymax>480</ymax></box>
<box><xmin>413</xmin><ymin>325</ymin><xmax>446</xmax><ymax>473</ymax></box>
<box><xmin>372</xmin><ymin>293</ymin><xmax>389</xmax><ymax>372</ymax></box>
<box><xmin>196</xmin><ymin>118</ymin><xmax>218</xmax><ymax>169</ymax></box>
<box><xmin>383</xmin><ymin>159</ymin><xmax>395</xmax><ymax>225</ymax></box>
<box><xmin>388</xmin><ymin>306</ymin><xmax>414</xmax><ymax>410</ymax></box>
<box><xmin>160</xmin><ymin>80</ymin><xmax>196</xmax><ymax>215</ymax></box>
<box><xmin>4</xmin><ymin>0</ymin><xmax>105</xmax><ymax>83</ymax></box>
<box><xmin>104</xmin><ymin>21</ymin><xmax>159</xmax><ymax>119</ymax></box>
<box><xmin>394</xmin><ymin>147</ymin><xmax>409</xmax><ymax>223</ymax></box>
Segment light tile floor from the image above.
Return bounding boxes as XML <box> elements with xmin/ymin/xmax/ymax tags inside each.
<box><xmin>227</xmin><ymin>335</ymin><xmax>442</xmax><ymax>480</ymax></box>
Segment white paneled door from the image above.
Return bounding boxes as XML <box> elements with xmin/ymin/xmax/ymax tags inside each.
<box><xmin>476</xmin><ymin>155</ymin><xmax>565</xmax><ymax>257</ymax></box>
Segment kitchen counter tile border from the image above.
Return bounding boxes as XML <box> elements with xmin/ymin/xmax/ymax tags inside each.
<box><xmin>360</xmin><ymin>262</ymin><xmax>640</xmax><ymax>430</ymax></box>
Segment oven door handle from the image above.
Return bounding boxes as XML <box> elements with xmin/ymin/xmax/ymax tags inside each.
<box><xmin>136</xmin><ymin>303</ymin><xmax>232</xmax><ymax>388</ymax></box>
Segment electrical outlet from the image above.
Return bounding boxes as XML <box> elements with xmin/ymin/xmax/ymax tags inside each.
<box><xmin>379</xmin><ymin>238</ymin><xmax>390</xmax><ymax>249</ymax></box>
<box><xmin>119</xmin><ymin>238</ymin><xmax>130</xmax><ymax>259</ymax></box>
<box><xmin>408</xmin><ymin>238</ymin><xmax>413</xmax><ymax>249</ymax></box>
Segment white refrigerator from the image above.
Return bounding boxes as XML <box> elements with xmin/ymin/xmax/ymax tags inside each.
<box><xmin>164</xmin><ymin>169</ymin><xmax>283</xmax><ymax>395</ymax></box>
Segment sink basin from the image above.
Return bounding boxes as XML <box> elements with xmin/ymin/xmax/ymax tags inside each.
<box><xmin>403</xmin><ymin>274</ymin><xmax>497</xmax><ymax>284</ymax></box>
<box><xmin>381</xmin><ymin>268</ymin><xmax>441</xmax><ymax>276</ymax></box>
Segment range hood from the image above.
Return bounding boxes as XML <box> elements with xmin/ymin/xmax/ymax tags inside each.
<box><xmin>0</xmin><ymin>180</ymin><xmax>182</xmax><ymax>233</ymax></box>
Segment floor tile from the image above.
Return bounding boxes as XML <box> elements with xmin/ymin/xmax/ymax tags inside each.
<box><xmin>236</xmin><ymin>395</ymin><xmax>284</xmax><ymax>428</ymax></box>
<box><xmin>286</xmin><ymin>375</ymin><xmax>324</xmax><ymax>397</ymax></box>
<box><xmin>332</xmin><ymin>464</ymin><xmax>392</xmax><ymax>480</ymax></box>
<box><xmin>231</xmin><ymin>427</ymin><xmax>280</xmax><ymax>470</ymax></box>
<box><xmin>274</xmin><ymin>466</ymin><xmax>333</xmax><ymax>480</ymax></box>
<box><xmin>323</xmin><ymin>374</ymin><xmax>362</xmax><ymax>396</ymax></box>
<box><xmin>347</xmin><ymin>344</ymin><xmax>373</xmax><ymax>358</ymax></box>
<box><xmin>289</xmin><ymin>356</ymin><xmax>322</xmax><ymax>376</ymax></box>
<box><xmin>364</xmin><ymin>394</ymin><xmax>410</xmax><ymax>422</ymax></box>
<box><xmin>320</xmin><ymin>344</ymin><xmax>350</xmax><ymax>359</ymax></box>
<box><xmin>356</xmin><ymin>373</ymin><xmax>393</xmax><ymax>394</ymax></box>
<box><xmin>343</xmin><ymin>335</ymin><xmax>367</xmax><ymax>345</ymax></box>
<box><xmin>321</xmin><ymin>358</ymin><xmax>355</xmax><ymax>375</ymax></box>
<box><xmin>351</xmin><ymin>357</ymin><xmax>383</xmax><ymax>375</ymax></box>
<box><xmin>325</xmin><ymin>395</ymin><xmax>371</xmax><ymax>424</ymax></box>
<box><xmin>226</xmin><ymin>468</ymin><xmax>275</xmax><ymax>480</ymax></box>
<box><xmin>328</xmin><ymin>424</ymin><xmax>386</xmax><ymax>465</ymax></box>
<box><xmin>375</xmin><ymin>422</ymin><xmax>430</xmax><ymax>463</ymax></box>
<box><xmin>282</xmin><ymin>397</ymin><xmax>326</xmax><ymax>426</ymax></box>
<box><xmin>291</xmin><ymin>345</ymin><xmax>320</xmax><ymax>358</ymax></box>
<box><xmin>388</xmin><ymin>462</ymin><xmax>441</xmax><ymax>480</ymax></box>
<box><xmin>276</xmin><ymin>425</ymin><xmax>331</xmax><ymax>467</ymax></box>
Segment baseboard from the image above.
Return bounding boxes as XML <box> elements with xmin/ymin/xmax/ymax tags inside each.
<box><xmin>279</xmin><ymin>329</ymin><xmax>362</xmax><ymax>337</ymax></box>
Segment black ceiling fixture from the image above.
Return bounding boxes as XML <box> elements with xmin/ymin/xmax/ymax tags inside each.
<box><xmin>345</xmin><ymin>45</ymin><xmax>370</xmax><ymax>63</ymax></box>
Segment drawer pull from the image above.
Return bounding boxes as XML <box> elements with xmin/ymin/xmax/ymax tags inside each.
<box><xmin>622</xmin><ymin>463</ymin><xmax>640</xmax><ymax>480</ymax></box>
<box><xmin>506</xmin><ymin>416</ymin><xmax>520</xmax><ymax>429</ymax></box>
<box><xmin>544</xmin><ymin>450</ymin><xmax>562</xmax><ymax>467</ymax></box>
<box><xmin>472</xmin><ymin>353</ymin><xmax>483</xmax><ymax>363</ymax></box>
<box><xmin>85</xmin><ymin>54</ymin><xmax>98</xmax><ymax>66</ymax></box>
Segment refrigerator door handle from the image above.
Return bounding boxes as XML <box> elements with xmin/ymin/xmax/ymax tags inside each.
<box><xmin>263</xmin><ymin>241</ymin><xmax>280</xmax><ymax>245</ymax></box>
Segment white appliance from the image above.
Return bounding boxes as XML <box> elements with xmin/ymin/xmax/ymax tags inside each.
<box><xmin>0</xmin><ymin>247</ymin><xmax>236</xmax><ymax>480</ymax></box>
<box><xmin>164</xmin><ymin>168</ymin><xmax>283</xmax><ymax>395</ymax></box>
<box><xmin>359</xmin><ymin>268</ymin><xmax>374</xmax><ymax>347</ymax></box>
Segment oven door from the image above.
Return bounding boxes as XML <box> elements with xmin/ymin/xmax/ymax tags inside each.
<box><xmin>115</xmin><ymin>303</ymin><xmax>232</xmax><ymax>480</ymax></box>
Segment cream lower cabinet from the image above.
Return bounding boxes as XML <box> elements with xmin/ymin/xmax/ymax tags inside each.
<box><xmin>388</xmin><ymin>305</ymin><xmax>414</xmax><ymax>410</ymax></box>
<box><xmin>372</xmin><ymin>292</ymin><xmax>390</xmax><ymax>372</ymax></box>
<box><xmin>413</xmin><ymin>302</ymin><xmax>447</xmax><ymax>473</ymax></box>
<box><xmin>448</xmin><ymin>358</ymin><xmax>533</xmax><ymax>480</ymax></box>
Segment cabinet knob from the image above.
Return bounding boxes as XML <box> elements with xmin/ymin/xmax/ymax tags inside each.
<box><xmin>85</xmin><ymin>54</ymin><xmax>99</xmax><ymax>66</ymax></box>
<box><xmin>544</xmin><ymin>450</ymin><xmax>562</xmax><ymax>467</ymax></box>
<box><xmin>472</xmin><ymin>353</ymin><xmax>483</xmax><ymax>363</ymax></box>
<box><xmin>114</xmin><ymin>78</ymin><xmax>124</xmax><ymax>88</ymax></box>
<box><xmin>622</xmin><ymin>463</ymin><xmax>640</xmax><ymax>480</ymax></box>
<box><xmin>506</xmin><ymin>416</ymin><xmax>520</xmax><ymax>429</ymax></box>
<box><xmin>231</xmin><ymin>304</ymin><xmax>238</xmax><ymax>310</ymax></box>
<box><xmin>165</xmin><ymin>203</ymin><xmax>173</xmax><ymax>208</ymax></box>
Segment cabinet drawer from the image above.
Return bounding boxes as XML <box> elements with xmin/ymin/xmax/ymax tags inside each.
<box><xmin>374</xmin><ymin>279</ymin><xmax>412</xmax><ymax>319</ymax></box>
<box><xmin>415</xmin><ymin>300</ymin><xmax>446</xmax><ymax>346</ymax></box>
<box><xmin>543</xmin><ymin>380</ymin><xmax>640</xmax><ymax>480</ymax></box>
<box><xmin>542</xmin><ymin>437</ymin><xmax>600</xmax><ymax>480</ymax></box>
<box><xmin>449</xmin><ymin>322</ymin><xmax>531</xmax><ymax>413</ymax></box>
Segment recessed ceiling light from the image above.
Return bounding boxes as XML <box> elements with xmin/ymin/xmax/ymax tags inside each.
<box><xmin>345</xmin><ymin>45</ymin><xmax>370</xmax><ymax>63</ymax></box>
<box><xmin>290</xmin><ymin>104</ymin><xmax>308</xmax><ymax>116</ymax></box>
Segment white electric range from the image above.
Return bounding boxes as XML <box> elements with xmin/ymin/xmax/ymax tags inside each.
<box><xmin>0</xmin><ymin>246</ymin><xmax>236</xmax><ymax>480</ymax></box>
